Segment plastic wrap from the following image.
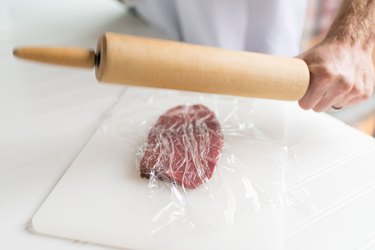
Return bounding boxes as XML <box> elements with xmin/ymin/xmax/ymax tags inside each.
<box><xmin>101</xmin><ymin>88</ymin><xmax>310</xmax><ymax>249</ymax></box>
<box><xmin>138</xmin><ymin>104</ymin><xmax>224</xmax><ymax>189</ymax></box>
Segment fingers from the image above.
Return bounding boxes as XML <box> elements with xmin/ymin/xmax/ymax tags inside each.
<box><xmin>299</xmin><ymin>70</ymin><xmax>374</xmax><ymax>112</ymax></box>
<box><xmin>297</xmin><ymin>42</ymin><xmax>375</xmax><ymax>112</ymax></box>
<box><xmin>313</xmin><ymin>76</ymin><xmax>353</xmax><ymax>112</ymax></box>
<box><xmin>344</xmin><ymin>85</ymin><xmax>374</xmax><ymax>106</ymax></box>
<box><xmin>298</xmin><ymin>65</ymin><xmax>331</xmax><ymax>110</ymax></box>
<box><xmin>325</xmin><ymin>76</ymin><xmax>373</xmax><ymax>109</ymax></box>
<box><xmin>298</xmin><ymin>85</ymin><xmax>326</xmax><ymax>111</ymax></box>
<box><xmin>301</xmin><ymin>80</ymin><xmax>373</xmax><ymax>112</ymax></box>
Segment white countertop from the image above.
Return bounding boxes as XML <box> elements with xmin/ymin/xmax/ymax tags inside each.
<box><xmin>2</xmin><ymin>1</ymin><xmax>375</xmax><ymax>249</ymax></box>
<box><xmin>0</xmin><ymin>0</ymin><xmax>160</xmax><ymax>249</ymax></box>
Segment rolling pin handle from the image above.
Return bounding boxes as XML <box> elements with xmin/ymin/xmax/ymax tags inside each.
<box><xmin>13</xmin><ymin>47</ymin><xmax>96</xmax><ymax>69</ymax></box>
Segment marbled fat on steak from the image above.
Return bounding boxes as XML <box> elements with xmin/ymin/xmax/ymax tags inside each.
<box><xmin>140</xmin><ymin>104</ymin><xmax>224</xmax><ymax>189</ymax></box>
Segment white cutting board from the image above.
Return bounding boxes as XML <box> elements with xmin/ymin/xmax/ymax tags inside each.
<box><xmin>31</xmin><ymin>87</ymin><xmax>375</xmax><ymax>250</ymax></box>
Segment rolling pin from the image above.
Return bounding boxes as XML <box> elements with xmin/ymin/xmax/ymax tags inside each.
<box><xmin>13</xmin><ymin>32</ymin><xmax>310</xmax><ymax>100</ymax></box>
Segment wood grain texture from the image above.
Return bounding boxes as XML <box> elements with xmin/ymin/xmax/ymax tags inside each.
<box><xmin>13</xmin><ymin>47</ymin><xmax>96</xmax><ymax>68</ymax></box>
<box><xmin>96</xmin><ymin>33</ymin><xmax>310</xmax><ymax>100</ymax></box>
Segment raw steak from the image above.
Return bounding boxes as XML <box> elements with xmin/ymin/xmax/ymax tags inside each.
<box><xmin>140</xmin><ymin>104</ymin><xmax>224</xmax><ymax>189</ymax></box>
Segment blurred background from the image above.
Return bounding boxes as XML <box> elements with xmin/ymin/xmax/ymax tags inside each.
<box><xmin>119</xmin><ymin>0</ymin><xmax>375</xmax><ymax>136</ymax></box>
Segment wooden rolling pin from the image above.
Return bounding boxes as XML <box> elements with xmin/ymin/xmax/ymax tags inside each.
<box><xmin>13</xmin><ymin>32</ymin><xmax>310</xmax><ymax>100</ymax></box>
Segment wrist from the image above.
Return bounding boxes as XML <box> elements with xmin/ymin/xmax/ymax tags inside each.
<box><xmin>323</xmin><ymin>31</ymin><xmax>374</xmax><ymax>52</ymax></box>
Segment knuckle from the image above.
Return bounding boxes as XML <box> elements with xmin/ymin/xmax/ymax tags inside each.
<box><xmin>310</xmin><ymin>78</ymin><xmax>331</xmax><ymax>90</ymax></box>
<box><xmin>337</xmin><ymin>77</ymin><xmax>352</xmax><ymax>92</ymax></box>
<box><xmin>349</xmin><ymin>84</ymin><xmax>361</xmax><ymax>95</ymax></box>
<box><xmin>309</xmin><ymin>65</ymin><xmax>331</xmax><ymax>78</ymax></box>
<box><xmin>319</xmin><ymin>80</ymin><xmax>331</xmax><ymax>88</ymax></box>
<box><xmin>354</xmin><ymin>83</ymin><xmax>373</xmax><ymax>101</ymax></box>
<box><xmin>360</xmin><ymin>90</ymin><xmax>372</xmax><ymax>100</ymax></box>
<box><xmin>316</xmin><ymin>66</ymin><xmax>333</xmax><ymax>78</ymax></box>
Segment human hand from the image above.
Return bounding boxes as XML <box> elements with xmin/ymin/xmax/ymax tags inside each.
<box><xmin>298</xmin><ymin>41</ymin><xmax>375</xmax><ymax>112</ymax></box>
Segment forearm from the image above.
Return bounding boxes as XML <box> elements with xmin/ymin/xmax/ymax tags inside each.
<box><xmin>325</xmin><ymin>0</ymin><xmax>375</xmax><ymax>48</ymax></box>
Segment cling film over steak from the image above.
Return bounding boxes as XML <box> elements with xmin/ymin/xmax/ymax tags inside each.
<box><xmin>140</xmin><ymin>104</ymin><xmax>224</xmax><ymax>189</ymax></box>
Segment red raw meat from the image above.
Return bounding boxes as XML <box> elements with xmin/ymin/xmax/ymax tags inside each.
<box><xmin>140</xmin><ymin>104</ymin><xmax>224</xmax><ymax>189</ymax></box>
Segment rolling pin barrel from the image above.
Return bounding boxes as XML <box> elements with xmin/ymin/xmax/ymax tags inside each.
<box><xmin>95</xmin><ymin>33</ymin><xmax>310</xmax><ymax>100</ymax></box>
<box><xmin>13</xmin><ymin>32</ymin><xmax>310</xmax><ymax>100</ymax></box>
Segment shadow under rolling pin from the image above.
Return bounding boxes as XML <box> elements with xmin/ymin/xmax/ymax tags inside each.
<box><xmin>13</xmin><ymin>32</ymin><xmax>310</xmax><ymax>100</ymax></box>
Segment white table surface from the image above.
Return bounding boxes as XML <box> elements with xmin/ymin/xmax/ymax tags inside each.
<box><xmin>0</xmin><ymin>0</ymin><xmax>163</xmax><ymax>249</ymax></box>
<box><xmin>2</xmin><ymin>1</ymin><xmax>375</xmax><ymax>250</ymax></box>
